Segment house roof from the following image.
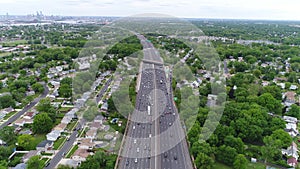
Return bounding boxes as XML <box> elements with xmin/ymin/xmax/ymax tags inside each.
<box><xmin>37</xmin><ymin>140</ymin><xmax>53</xmax><ymax>148</ymax></box>
<box><xmin>72</xmin><ymin>149</ymin><xmax>90</xmax><ymax>158</ymax></box>
<box><xmin>287</xmin><ymin>157</ymin><xmax>298</xmax><ymax>164</ymax></box>
<box><xmin>24</xmin><ymin>112</ymin><xmax>35</xmax><ymax>118</ymax></box>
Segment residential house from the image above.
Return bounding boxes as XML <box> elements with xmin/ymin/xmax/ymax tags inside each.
<box><xmin>72</xmin><ymin>149</ymin><xmax>91</xmax><ymax>162</ymax></box>
<box><xmin>78</xmin><ymin>138</ymin><xmax>95</xmax><ymax>150</ymax></box>
<box><xmin>285</xmin><ymin>123</ymin><xmax>299</xmax><ymax>137</ymax></box>
<box><xmin>282</xmin><ymin>142</ymin><xmax>299</xmax><ymax>160</ymax></box>
<box><xmin>13</xmin><ymin>163</ymin><xmax>26</xmax><ymax>169</ymax></box>
<box><xmin>23</xmin><ymin>112</ymin><xmax>35</xmax><ymax>120</ymax></box>
<box><xmin>284</xmin><ymin>92</ymin><xmax>296</xmax><ymax>107</ymax></box>
<box><xmin>207</xmin><ymin>94</ymin><xmax>218</xmax><ymax>107</ymax></box>
<box><xmin>46</xmin><ymin>130</ymin><xmax>61</xmax><ymax>141</ymax></box>
<box><xmin>283</xmin><ymin>116</ymin><xmax>298</xmax><ymax>124</ymax></box>
<box><xmin>53</xmin><ymin>123</ymin><xmax>67</xmax><ymax>133</ymax></box>
<box><xmin>287</xmin><ymin>157</ymin><xmax>298</xmax><ymax>167</ymax></box>
<box><xmin>36</xmin><ymin>140</ymin><xmax>53</xmax><ymax>152</ymax></box>
<box><xmin>290</xmin><ymin>85</ymin><xmax>298</xmax><ymax>90</ymax></box>
<box><xmin>101</xmin><ymin>102</ymin><xmax>108</xmax><ymax>112</ymax></box>
<box><xmin>86</xmin><ymin>128</ymin><xmax>97</xmax><ymax>140</ymax></box>
<box><xmin>90</xmin><ymin>121</ymin><xmax>102</xmax><ymax>130</ymax></box>
<box><xmin>94</xmin><ymin>115</ymin><xmax>104</xmax><ymax>124</ymax></box>
<box><xmin>22</xmin><ymin>150</ymin><xmax>40</xmax><ymax>163</ymax></box>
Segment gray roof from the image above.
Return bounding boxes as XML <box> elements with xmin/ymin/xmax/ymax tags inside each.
<box><xmin>37</xmin><ymin>140</ymin><xmax>53</xmax><ymax>148</ymax></box>
<box><xmin>13</xmin><ymin>163</ymin><xmax>26</xmax><ymax>169</ymax></box>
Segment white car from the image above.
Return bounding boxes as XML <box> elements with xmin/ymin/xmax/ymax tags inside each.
<box><xmin>137</xmin><ymin>148</ymin><xmax>140</xmax><ymax>153</ymax></box>
<box><xmin>135</xmin><ymin>158</ymin><xmax>138</xmax><ymax>163</ymax></box>
<box><xmin>134</xmin><ymin>139</ymin><xmax>137</xmax><ymax>144</ymax></box>
<box><xmin>133</xmin><ymin>126</ymin><xmax>136</xmax><ymax>130</ymax></box>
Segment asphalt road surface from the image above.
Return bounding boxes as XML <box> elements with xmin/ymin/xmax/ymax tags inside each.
<box><xmin>0</xmin><ymin>83</ymin><xmax>49</xmax><ymax>130</ymax></box>
<box><xmin>118</xmin><ymin>35</ymin><xmax>193</xmax><ymax>169</ymax></box>
<box><xmin>45</xmin><ymin>79</ymin><xmax>112</xmax><ymax>169</ymax></box>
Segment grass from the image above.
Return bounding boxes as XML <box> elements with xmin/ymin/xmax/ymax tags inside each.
<box><xmin>66</xmin><ymin>145</ymin><xmax>78</xmax><ymax>158</ymax></box>
<box><xmin>0</xmin><ymin>52</ymin><xmax>11</xmax><ymax>57</ymax></box>
<box><xmin>1</xmin><ymin>40</ymin><xmax>27</xmax><ymax>46</ymax></box>
<box><xmin>58</xmin><ymin>107</ymin><xmax>72</xmax><ymax>113</ymax></box>
<box><xmin>41</xmin><ymin>152</ymin><xmax>53</xmax><ymax>156</ymax></box>
<box><xmin>66</xmin><ymin>120</ymin><xmax>77</xmax><ymax>131</ymax></box>
<box><xmin>32</xmin><ymin>134</ymin><xmax>46</xmax><ymax>148</ymax></box>
<box><xmin>53</xmin><ymin>136</ymin><xmax>66</xmax><ymax>150</ymax></box>
<box><xmin>3</xmin><ymin>111</ymin><xmax>17</xmax><ymax>120</ymax></box>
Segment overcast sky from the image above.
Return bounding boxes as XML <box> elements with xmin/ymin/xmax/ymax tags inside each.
<box><xmin>0</xmin><ymin>0</ymin><xmax>300</xmax><ymax>20</ymax></box>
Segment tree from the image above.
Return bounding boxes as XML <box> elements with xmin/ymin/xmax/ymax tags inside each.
<box><xmin>58</xmin><ymin>84</ymin><xmax>72</xmax><ymax>98</ymax></box>
<box><xmin>216</xmin><ymin>145</ymin><xmax>237</xmax><ymax>166</ymax></box>
<box><xmin>31</xmin><ymin>83</ymin><xmax>44</xmax><ymax>94</ymax></box>
<box><xmin>0</xmin><ymin>126</ymin><xmax>16</xmax><ymax>146</ymax></box>
<box><xmin>271</xmin><ymin>129</ymin><xmax>292</xmax><ymax>148</ymax></box>
<box><xmin>224</xmin><ymin>135</ymin><xmax>245</xmax><ymax>154</ymax></box>
<box><xmin>36</xmin><ymin>98</ymin><xmax>56</xmax><ymax>121</ymax></box>
<box><xmin>32</xmin><ymin>113</ymin><xmax>53</xmax><ymax>134</ymax></box>
<box><xmin>17</xmin><ymin>134</ymin><xmax>35</xmax><ymax>150</ymax></box>
<box><xmin>257</xmin><ymin>93</ymin><xmax>282</xmax><ymax>114</ymax></box>
<box><xmin>26</xmin><ymin>155</ymin><xmax>43</xmax><ymax>169</ymax></box>
<box><xmin>0</xmin><ymin>95</ymin><xmax>15</xmax><ymax>109</ymax></box>
<box><xmin>195</xmin><ymin>152</ymin><xmax>214</xmax><ymax>169</ymax></box>
<box><xmin>261</xmin><ymin>136</ymin><xmax>281</xmax><ymax>163</ymax></box>
<box><xmin>233</xmin><ymin>154</ymin><xmax>248</xmax><ymax>169</ymax></box>
<box><xmin>36</xmin><ymin>98</ymin><xmax>52</xmax><ymax>113</ymax></box>
<box><xmin>286</xmin><ymin>104</ymin><xmax>300</xmax><ymax>119</ymax></box>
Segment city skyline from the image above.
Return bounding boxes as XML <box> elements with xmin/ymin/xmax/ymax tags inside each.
<box><xmin>0</xmin><ymin>0</ymin><xmax>300</xmax><ymax>21</ymax></box>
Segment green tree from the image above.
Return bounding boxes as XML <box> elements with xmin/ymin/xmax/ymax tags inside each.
<box><xmin>195</xmin><ymin>152</ymin><xmax>214</xmax><ymax>169</ymax></box>
<box><xmin>17</xmin><ymin>134</ymin><xmax>35</xmax><ymax>150</ymax></box>
<box><xmin>216</xmin><ymin>145</ymin><xmax>237</xmax><ymax>166</ymax></box>
<box><xmin>32</xmin><ymin>113</ymin><xmax>53</xmax><ymax>134</ymax></box>
<box><xmin>0</xmin><ymin>126</ymin><xmax>17</xmax><ymax>146</ymax></box>
<box><xmin>58</xmin><ymin>84</ymin><xmax>72</xmax><ymax>98</ymax></box>
<box><xmin>31</xmin><ymin>83</ymin><xmax>44</xmax><ymax>93</ymax></box>
<box><xmin>271</xmin><ymin>129</ymin><xmax>292</xmax><ymax>148</ymax></box>
<box><xmin>26</xmin><ymin>155</ymin><xmax>43</xmax><ymax>169</ymax></box>
<box><xmin>257</xmin><ymin>93</ymin><xmax>282</xmax><ymax>114</ymax></box>
<box><xmin>286</xmin><ymin>104</ymin><xmax>300</xmax><ymax>119</ymax></box>
<box><xmin>261</xmin><ymin>136</ymin><xmax>281</xmax><ymax>163</ymax></box>
<box><xmin>0</xmin><ymin>95</ymin><xmax>15</xmax><ymax>109</ymax></box>
<box><xmin>57</xmin><ymin>164</ymin><xmax>73</xmax><ymax>169</ymax></box>
<box><xmin>233</xmin><ymin>154</ymin><xmax>248</xmax><ymax>169</ymax></box>
<box><xmin>224</xmin><ymin>135</ymin><xmax>245</xmax><ymax>154</ymax></box>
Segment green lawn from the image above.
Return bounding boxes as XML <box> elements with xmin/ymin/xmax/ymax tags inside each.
<box><xmin>58</xmin><ymin>107</ymin><xmax>72</xmax><ymax>113</ymax></box>
<box><xmin>1</xmin><ymin>40</ymin><xmax>28</xmax><ymax>46</ymax></box>
<box><xmin>0</xmin><ymin>52</ymin><xmax>11</xmax><ymax>57</ymax></box>
<box><xmin>32</xmin><ymin>134</ymin><xmax>46</xmax><ymax>148</ymax></box>
<box><xmin>3</xmin><ymin>111</ymin><xmax>17</xmax><ymax>120</ymax></box>
<box><xmin>66</xmin><ymin>120</ymin><xmax>77</xmax><ymax>131</ymax></box>
<box><xmin>66</xmin><ymin>145</ymin><xmax>78</xmax><ymax>158</ymax></box>
<box><xmin>53</xmin><ymin>136</ymin><xmax>66</xmax><ymax>150</ymax></box>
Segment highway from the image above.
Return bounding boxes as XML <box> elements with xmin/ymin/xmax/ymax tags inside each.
<box><xmin>0</xmin><ymin>83</ymin><xmax>49</xmax><ymax>130</ymax></box>
<box><xmin>45</xmin><ymin>78</ymin><xmax>112</xmax><ymax>169</ymax></box>
<box><xmin>118</xmin><ymin>34</ymin><xmax>193</xmax><ymax>169</ymax></box>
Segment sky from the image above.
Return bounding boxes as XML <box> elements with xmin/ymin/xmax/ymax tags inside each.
<box><xmin>0</xmin><ymin>0</ymin><xmax>300</xmax><ymax>21</ymax></box>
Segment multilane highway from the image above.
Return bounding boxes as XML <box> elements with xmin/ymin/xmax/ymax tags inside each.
<box><xmin>118</xmin><ymin>34</ymin><xmax>193</xmax><ymax>169</ymax></box>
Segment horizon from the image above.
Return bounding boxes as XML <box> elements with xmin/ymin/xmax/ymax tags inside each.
<box><xmin>1</xmin><ymin>0</ymin><xmax>300</xmax><ymax>21</ymax></box>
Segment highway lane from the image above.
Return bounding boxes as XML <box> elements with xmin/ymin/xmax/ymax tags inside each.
<box><xmin>0</xmin><ymin>83</ymin><xmax>49</xmax><ymax>130</ymax></box>
<box><xmin>45</xmin><ymin>78</ymin><xmax>112</xmax><ymax>169</ymax></box>
<box><xmin>118</xmin><ymin>34</ymin><xmax>193</xmax><ymax>169</ymax></box>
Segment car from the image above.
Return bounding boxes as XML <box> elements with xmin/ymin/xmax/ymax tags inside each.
<box><xmin>174</xmin><ymin>155</ymin><xmax>177</xmax><ymax>160</ymax></box>
<box><xmin>45</xmin><ymin>162</ymin><xmax>50</xmax><ymax>167</ymax></box>
<box><xmin>67</xmin><ymin>137</ymin><xmax>70</xmax><ymax>141</ymax></box>
<box><xmin>164</xmin><ymin>152</ymin><xmax>168</xmax><ymax>158</ymax></box>
<box><xmin>133</xmin><ymin>126</ymin><xmax>136</xmax><ymax>129</ymax></box>
<box><xmin>137</xmin><ymin>148</ymin><xmax>140</xmax><ymax>153</ymax></box>
<box><xmin>62</xmin><ymin>152</ymin><xmax>66</xmax><ymax>157</ymax></box>
<box><xmin>169</xmin><ymin>123</ymin><xmax>172</xmax><ymax>126</ymax></box>
<box><xmin>126</xmin><ymin>160</ymin><xmax>129</xmax><ymax>166</ymax></box>
<box><xmin>134</xmin><ymin>139</ymin><xmax>137</xmax><ymax>144</ymax></box>
<box><xmin>134</xmin><ymin>158</ymin><xmax>138</xmax><ymax>163</ymax></box>
<box><xmin>149</xmin><ymin>134</ymin><xmax>152</xmax><ymax>138</ymax></box>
